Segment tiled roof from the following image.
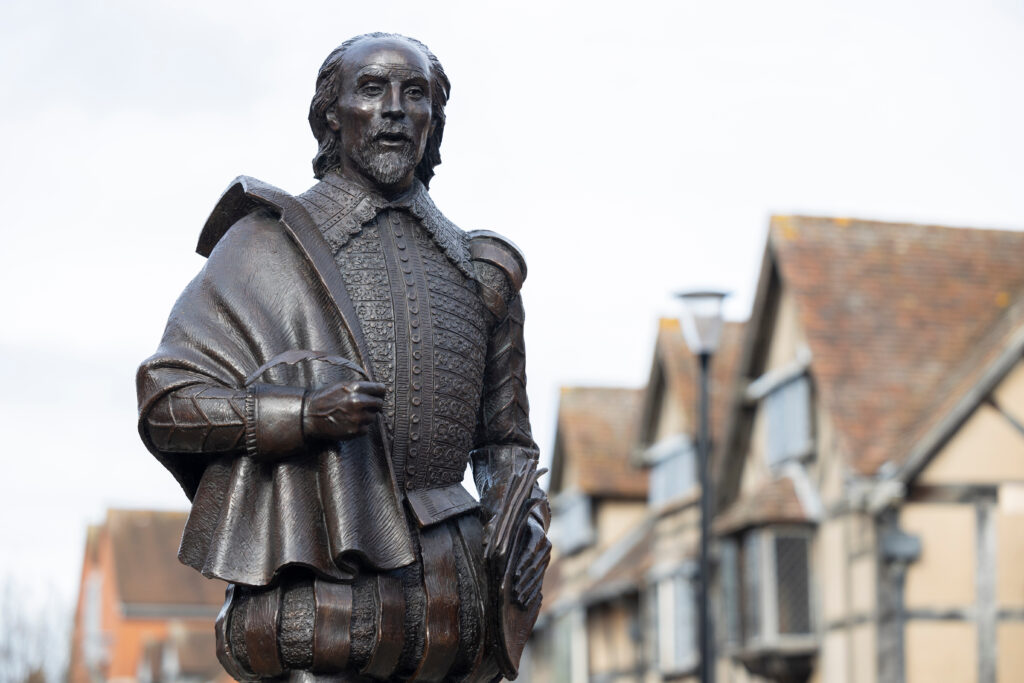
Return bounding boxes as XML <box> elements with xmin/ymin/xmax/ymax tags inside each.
<box><xmin>770</xmin><ymin>216</ymin><xmax>1024</xmax><ymax>475</ymax></box>
<box><xmin>552</xmin><ymin>386</ymin><xmax>647</xmax><ymax>498</ymax></box>
<box><xmin>650</xmin><ymin>318</ymin><xmax>744</xmax><ymax>448</ymax></box>
<box><xmin>714</xmin><ymin>476</ymin><xmax>809</xmax><ymax>535</ymax></box>
<box><xmin>106</xmin><ymin>509</ymin><xmax>225</xmax><ymax>609</ymax></box>
<box><xmin>898</xmin><ymin>291</ymin><xmax>1024</xmax><ymax>479</ymax></box>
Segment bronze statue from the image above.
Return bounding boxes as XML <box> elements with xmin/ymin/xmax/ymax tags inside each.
<box><xmin>136</xmin><ymin>33</ymin><xmax>550</xmax><ymax>682</ymax></box>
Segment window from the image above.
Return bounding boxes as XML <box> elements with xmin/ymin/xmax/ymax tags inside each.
<box><xmin>656</xmin><ymin>571</ymin><xmax>698</xmax><ymax>674</ymax></box>
<box><xmin>549</xmin><ymin>491</ymin><xmax>594</xmax><ymax>556</ymax></box>
<box><xmin>83</xmin><ymin>572</ymin><xmax>107</xmax><ymax>668</ymax></box>
<box><xmin>774</xmin><ymin>533</ymin><xmax>812</xmax><ymax>635</ymax></box>
<box><xmin>764</xmin><ymin>376</ymin><xmax>813</xmax><ymax>466</ymax></box>
<box><xmin>720</xmin><ymin>527</ymin><xmax>815</xmax><ymax>651</ymax></box>
<box><xmin>647</xmin><ymin>436</ymin><xmax>696</xmax><ymax>507</ymax></box>
<box><xmin>718</xmin><ymin>540</ymin><xmax>741</xmax><ymax>647</ymax></box>
<box><xmin>741</xmin><ymin>532</ymin><xmax>763</xmax><ymax>642</ymax></box>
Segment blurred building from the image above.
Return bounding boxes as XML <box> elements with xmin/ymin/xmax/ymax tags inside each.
<box><xmin>67</xmin><ymin>510</ymin><xmax>227</xmax><ymax>683</ymax></box>
<box><xmin>526</xmin><ymin>216</ymin><xmax>1024</xmax><ymax>683</ymax></box>
<box><xmin>530</xmin><ymin>385</ymin><xmax>649</xmax><ymax>682</ymax></box>
<box><xmin>524</xmin><ymin>321</ymin><xmax>742</xmax><ymax>683</ymax></box>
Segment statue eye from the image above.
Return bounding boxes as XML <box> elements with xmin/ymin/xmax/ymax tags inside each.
<box><xmin>405</xmin><ymin>86</ymin><xmax>425</xmax><ymax>100</ymax></box>
<box><xmin>359</xmin><ymin>83</ymin><xmax>384</xmax><ymax>97</ymax></box>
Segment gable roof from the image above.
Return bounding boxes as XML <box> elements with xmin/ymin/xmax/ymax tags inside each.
<box><xmin>896</xmin><ymin>290</ymin><xmax>1024</xmax><ymax>482</ymax></box>
<box><xmin>637</xmin><ymin>318</ymin><xmax>744</xmax><ymax>453</ymax></box>
<box><xmin>106</xmin><ymin>509</ymin><xmax>224</xmax><ymax>611</ymax></box>
<box><xmin>723</xmin><ymin>216</ymin><xmax>1024</xmax><ymax>489</ymax></box>
<box><xmin>549</xmin><ymin>386</ymin><xmax>647</xmax><ymax>498</ymax></box>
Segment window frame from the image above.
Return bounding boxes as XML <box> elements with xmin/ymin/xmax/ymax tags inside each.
<box><xmin>646</xmin><ymin>435</ymin><xmax>698</xmax><ymax>508</ymax></box>
<box><xmin>720</xmin><ymin>525</ymin><xmax>818</xmax><ymax>655</ymax></box>
<box><xmin>762</xmin><ymin>373</ymin><xmax>815</xmax><ymax>468</ymax></box>
<box><xmin>654</xmin><ymin>566</ymin><xmax>699</xmax><ymax>676</ymax></box>
<box><xmin>548</xmin><ymin>490</ymin><xmax>595</xmax><ymax>556</ymax></box>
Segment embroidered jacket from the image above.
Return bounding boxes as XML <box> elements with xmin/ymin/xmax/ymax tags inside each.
<box><xmin>136</xmin><ymin>174</ymin><xmax>542</xmax><ymax>587</ymax></box>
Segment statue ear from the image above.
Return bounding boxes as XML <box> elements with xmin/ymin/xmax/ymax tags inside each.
<box><xmin>326</xmin><ymin>108</ymin><xmax>341</xmax><ymax>132</ymax></box>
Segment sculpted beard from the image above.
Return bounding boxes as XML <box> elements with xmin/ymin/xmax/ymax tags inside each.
<box><xmin>352</xmin><ymin>124</ymin><xmax>420</xmax><ymax>186</ymax></box>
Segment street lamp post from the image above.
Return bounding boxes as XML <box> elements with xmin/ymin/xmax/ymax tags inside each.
<box><xmin>676</xmin><ymin>290</ymin><xmax>728</xmax><ymax>683</ymax></box>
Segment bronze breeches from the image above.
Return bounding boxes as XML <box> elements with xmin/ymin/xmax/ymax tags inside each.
<box><xmin>215</xmin><ymin>514</ymin><xmax>497</xmax><ymax>683</ymax></box>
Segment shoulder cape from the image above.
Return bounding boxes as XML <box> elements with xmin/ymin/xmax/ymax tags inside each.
<box><xmin>137</xmin><ymin>176</ymin><xmax>415</xmax><ymax>586</ymax></box>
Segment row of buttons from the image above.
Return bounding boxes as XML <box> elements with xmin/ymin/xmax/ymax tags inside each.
<box><xmin>393</xmin><ymin>212</ymin><xmax>425</xmax><ymax>491</ymax></box>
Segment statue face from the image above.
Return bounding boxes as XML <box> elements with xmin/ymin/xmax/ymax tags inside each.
<box><xmin>328</xmin><ymin>37</ymin><xmax>435</xmax><ymax>191</ymax></box>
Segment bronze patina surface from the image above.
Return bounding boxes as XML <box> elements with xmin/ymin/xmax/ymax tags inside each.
<box><xmin>137</xmin><ymin>33</ymin><xmax>549</xmax><ymax>682</ymax></box>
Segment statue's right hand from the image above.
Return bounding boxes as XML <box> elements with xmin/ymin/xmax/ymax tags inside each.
<box><xmin>302</xmin><ymin>381</ymin><xmax>386</xmax><ymax>441</ymax></box>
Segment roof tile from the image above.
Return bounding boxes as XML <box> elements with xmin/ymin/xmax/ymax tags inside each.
<box><xmin>555</xmin><ymin>387</ymin><xmax>647</xmax><ymax>498</ymax></box>
<box><xmin>107</xmin><ymin>509</ymin><xmax>225</xmax><ymax>608</ymax></box>
<box><xmin>770</xmin><ymin>216</ymin><xmax>1024</xmax><ymax>474</ymax></box>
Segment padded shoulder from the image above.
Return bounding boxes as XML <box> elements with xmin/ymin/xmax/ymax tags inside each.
<box><xmin>466</xmin><ymin>229</ymin><xmax>528</xmax><ymax>293</ymax></box>
<box><xmin>196</xmin><ymin>176</ymin><xmax>296</xmax><ymax>257</ymax></box>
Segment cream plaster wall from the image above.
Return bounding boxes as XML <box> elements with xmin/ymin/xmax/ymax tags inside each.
<box><xmin>900</xmin><ymin>503</ymin><xmax>975</xmax><ymax>610</ymax></box>
<box><xmin>819</xmin><ymin>518</ymin><xmax>847</xmax><ymax>623</ymax></box>
<box><xmin>738</xmin><ymin>408</ymin><xmax>769</xmax><ymax>499</ymax></box>
<box><xmin>819</xmin><ymin>513</ymin><xmax>876</xmax><ymax>683</ymax></box>
<box><xmin>814</xmin><ymin>402</ymin><xmax>844</xmax><ymax>505</ymax></box>
<box><xmin>905</xmin><ymin>621</ymin><xmax>977</xmax><ymax>683</ymax></box>
<box><xmin>850</xmin><ymin>554</ymin><xmax>876</xmax><ymax>616</ymax></box>
<box><xmin>654</xmin><ymin>382</ymin><xmax>688</xmax><ymax>443</ymax></box>
<box><xmin>764</xmin><ymin>286</ymin><xmax>805</xmax><ymax>373</ymax></box>
<box><xmin>918</xmin><ymin>404</ymin><xmax>1024</xmax><ymax>485</ymax></box>
<box><xmin>997</xmin><ymin>622</ymin><xmax>1024</xmax><ymax>683</ymax></box>
<box><xmin>851</xmin><ymin>622</ymin><xmax>877</xmax><ymax>683</ymax></box>
<box><xmin>595</xmin><ymin>500</ymin><xmax>648</xmax><ymax>550</ymax></box>
<box><xmin>821</xmin><ymin>630</ymin><xmax>850</xmax><ymax>683</ymax></box>
<box><xmin>996</xmin><ymin>504</ymin><xmax>1024</xmax><ymax>608</ymax></box>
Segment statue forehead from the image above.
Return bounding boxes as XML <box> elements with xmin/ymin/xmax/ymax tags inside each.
<box><xmin>340</xmin><ymin>37</ymin><xmax>431</xmax><ymax>79</ymax></box>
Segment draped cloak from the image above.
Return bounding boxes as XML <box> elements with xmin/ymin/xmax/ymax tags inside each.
<box><xmin>137</xmin><ymin>177</ymin><xmax>427</xmax><ymax>587</ymax></box>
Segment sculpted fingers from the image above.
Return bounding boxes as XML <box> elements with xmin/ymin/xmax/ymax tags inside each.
<box><xmin>514</xmin><ymin>554</ymin><xmax>548</xmax><ymax>607</ymax></box>
<box><xmin>513</xmin><ymin>526</ymin><xmax>551</xmax><ymax>607</ymax></box>
<box><xmin>516</xmin><ymin>568</ymin><xmax>545</xmax><ymax>608</ymax></box>
<box><xmin>517</xmin><ymin>537</ymin><xmax>550</xmax><ymax>586</ymax></box>
<box><xmin>350</xmin><ymin>381</ymin><xmax>386</xmax><ymax>398</ymax></box>
<box><xmin>303</xmin><ymin>382</ymin><xmax>387</xmax><ymax>441</ymax></box>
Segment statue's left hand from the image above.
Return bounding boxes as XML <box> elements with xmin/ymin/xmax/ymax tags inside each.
<box><xmin>511</xmin><ymin>517</ymin><xmax>551</xmax><ymax>608</ymax></box>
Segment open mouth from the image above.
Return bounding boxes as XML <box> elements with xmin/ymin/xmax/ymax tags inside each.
<box><xmin>375</xmin><ymin>131</ymin><xmax>411</xmax><ymax>145</ymax></box>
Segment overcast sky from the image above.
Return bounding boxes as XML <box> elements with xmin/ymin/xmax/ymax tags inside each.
<box><xmin>1</xmin><ymin>0</ymin><xmax>1022</xmax><ymax>601</ymax></box>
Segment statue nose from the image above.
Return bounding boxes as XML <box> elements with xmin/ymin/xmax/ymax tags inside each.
<box><xmin>382</xmin><ymin>88</ymin><xmax>405</xmax><ymax>119</ymax></box>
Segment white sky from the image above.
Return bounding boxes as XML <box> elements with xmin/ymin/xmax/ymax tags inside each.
<box><xmin>1</xmin><ymin>0</ymin><xmax>1022</xmax><ymax>602</ymax></box>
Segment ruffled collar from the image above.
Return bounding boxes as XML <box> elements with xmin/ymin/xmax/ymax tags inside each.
<box><xmin>297</xmin><ymin>171</ymin><xmax>473</xmax><ymax>278</ymax></box>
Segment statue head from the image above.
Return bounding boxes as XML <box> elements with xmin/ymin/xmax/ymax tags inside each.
<box><xmin>309</xmin><ymin>33</ymin><xmax>451</xmax><ymax>190</ymax></box>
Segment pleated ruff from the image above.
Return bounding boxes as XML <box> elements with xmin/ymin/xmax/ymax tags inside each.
<box><xmin>215</xmin><ymin>514</ymin><xmax>498</xmax><ymax>683</ymax></box>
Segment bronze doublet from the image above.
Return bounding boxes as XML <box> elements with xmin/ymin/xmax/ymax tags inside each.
<box><xmin>297</xmin><ymin>175</ymin><xmax>491</xmax><ymax>492</ymax></box>
<box><xmin>139</xmin><ymin>172</ymin><xmax>542</xmax><ymax>682</ymax></box>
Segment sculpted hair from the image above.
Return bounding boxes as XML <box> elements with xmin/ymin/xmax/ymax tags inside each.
<box><xmin>309</xmin><ymin>33</ymin><xmax>451</xmax><ymax>188</ymax></box>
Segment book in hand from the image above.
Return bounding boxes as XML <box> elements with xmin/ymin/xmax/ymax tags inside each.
<box><xmin>484</xmin><ymin>459</ymin><xmax>548</xmax><ymax>680</ymax></box>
